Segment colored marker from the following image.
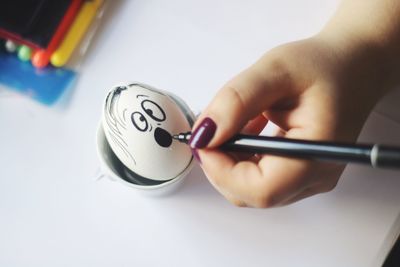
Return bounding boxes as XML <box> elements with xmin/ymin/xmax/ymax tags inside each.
<box><xmin>50</xmin><ymin>0</ymin><xmax>103</xmax><ymax>67</ymax></box>
<box><xmin>5</xmin><ymin>39</ymin><xmax>18</xmax><ymax>53</ymax></box>
<box><xmin>0</xmin><ymin>28</ymin><xmax>42</xmax><ymax>51</ymax></box>
<box><xmin>31</xmin><ymin>0</ymin><xmax>83</xmax><ymax>68</ymax></box>
<box><xmin>17</xmin><ymin>45</ymin><xmax>32</xmax><ymax>61</ymax></box>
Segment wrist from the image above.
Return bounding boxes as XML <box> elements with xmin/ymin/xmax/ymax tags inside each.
<box><xmin>317</xmin><ymin>1</ymin><xmax>400</xmax><ymax>92</ymax></box>
<box><xmin>315</xmin><ymin>27</ymin><xmax>396</xmax><ymax>98</ymax></box>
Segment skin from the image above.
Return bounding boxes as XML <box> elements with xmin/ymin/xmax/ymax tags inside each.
<box><xmin>192</xmin><ymin>0</ymin><xmax>400</xmax><ymax>208</ymax></box>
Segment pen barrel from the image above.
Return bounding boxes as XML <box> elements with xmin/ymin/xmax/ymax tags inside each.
<box><xmin>221</xmin><ymin>135</ymin><xmax>374</xmax><ymax>165</ymax></box>
<box><xmin>375</xmin><ymin>146</ymin><xmax>400</xmax><ymax>169</ymax></box>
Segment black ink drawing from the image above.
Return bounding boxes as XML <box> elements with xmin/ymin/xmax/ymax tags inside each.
<box><xmin>101</xmin><ymin>83</ymin><xmax>194</xmax><ymax>184</ymax></box>
<box><xmin>104</xmin><ymin>86</ymin><xmax>137</xmax><ymax>165</ymax></box>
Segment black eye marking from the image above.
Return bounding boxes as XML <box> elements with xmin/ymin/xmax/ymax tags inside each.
<box><xmin>141</xmin><ymin>99</ymin><xmax>166</xmax><ymax>122</ymax></box>
<box><xmin>131</xmin><ymin>112</ymin><xmax>148</xmax><ymax>132</ymax></box>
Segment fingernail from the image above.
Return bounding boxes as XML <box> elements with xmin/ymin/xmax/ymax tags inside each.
<box><xmin>191</xmin><ymin>148</ymin><xmax>201</xmax><ymax>164</ymax></box>
<box><xmin>189</xmin><ymin>117</ymin><xmax>217</xmax><ymax>149</ymax></box>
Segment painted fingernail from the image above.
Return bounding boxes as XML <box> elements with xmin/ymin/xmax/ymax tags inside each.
<box><xmin>191</xmin><ymin>148</ymin><xmax>201</xmax><ymax>164</ymax></box>
<box><xmin>189</xmin><ymin>117</ymin><xmax>217</xmax><ymax>149</ymax></box>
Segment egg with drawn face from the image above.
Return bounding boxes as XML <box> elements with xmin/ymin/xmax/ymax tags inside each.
<box><xmin>102</xmin><ymin>83</ymin><xmax>193</xmax><ymax>183</ymax></box>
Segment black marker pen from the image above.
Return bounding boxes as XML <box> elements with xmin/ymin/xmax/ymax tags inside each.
<box><xmin>173</xmin><ymin>132</ymin><xmax>400</xmax><ymax>169</ymax></box>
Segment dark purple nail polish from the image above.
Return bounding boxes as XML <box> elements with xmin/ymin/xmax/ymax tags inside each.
<box><xmin>189</xmin><ymin>117</ymin><xmax>217</xmax><ymax>149</ymax></box>
<box><xmin>191</xmin><ymin>148</ymin><xmax>201</xmax><ymax>164</ymax></box>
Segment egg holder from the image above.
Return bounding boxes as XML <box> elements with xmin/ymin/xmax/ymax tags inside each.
<box><xmin>96</xmin><ymin>83</ymin><xmax>196</xmax><ymax>194</ymax></box>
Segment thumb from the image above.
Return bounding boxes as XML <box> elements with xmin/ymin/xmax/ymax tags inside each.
<box><xmin>189</xmin><ymin>62</ymin><xmax>288</xmax><ymax>149</ymax></box>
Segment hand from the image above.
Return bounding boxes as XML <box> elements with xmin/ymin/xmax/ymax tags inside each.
<box><xmin>189</xmin><ymin>35</ymin><xmax>390</xmax><ymax>208</ymax></box>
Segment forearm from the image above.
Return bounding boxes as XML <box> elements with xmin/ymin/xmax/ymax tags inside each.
<box><xmin>318</xmin><ymin>0</ymin><xmax>400</xmax><ymax>91</ymax></box>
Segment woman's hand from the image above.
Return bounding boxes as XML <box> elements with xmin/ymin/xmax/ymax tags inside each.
<box><xmin>189</xmin><ymin>34</ymin><xmax>392</xmax><ymax>208</ymax></box>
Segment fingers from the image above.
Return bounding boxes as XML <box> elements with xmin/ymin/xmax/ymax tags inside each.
<box><xmin>199</xmin><ymin>149</ymin><xmax>268</xmax><ymax>207</ymax></box>
<box><xmin>198</xmin><ymin>125</ymin><xmax>343</xmax><ymax>208</ymax></box>
<box><xmin>241</xmin><ymin>114</ymin><xmax>269</xmax><ymax>135</ymax></box>
<box><xmin>188</xmin><ymin>47</ymin><xmax>345</xmax><ymax>208</ymax></box>
<box><xmin>201</xmin><ymin>147</ymin><xmax>341</xmax><ymax>208</ymax></box>
<box><xmin>229</xmin><ymin>114</ymin><xmax>269</xmax><ymax>162</ymax></box>
<box><xmin>198</xmin><ymin>148</ymin><xmax>310</xmax><ymax>208</ymax></box>
<box><xmin>189</xmin><ymin>64</ymin><xmax>289</xmax><ymax>149</ymax></box>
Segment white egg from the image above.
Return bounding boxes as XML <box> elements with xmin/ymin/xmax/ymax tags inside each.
<box><xmin>101</xmin><ymin>83</ymin><xmax>194</xmax><ymax>182</ymax></box>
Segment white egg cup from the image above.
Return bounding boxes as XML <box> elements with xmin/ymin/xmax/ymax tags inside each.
<box><xmin>96</xmin><ymin>82</ymin><xmax>196</xmax><ymax>193</ymax></box>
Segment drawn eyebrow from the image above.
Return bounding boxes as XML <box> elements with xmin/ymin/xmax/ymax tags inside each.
<box><xmin>136</xmin><ymin>94</ymin><xmax>149</xmax><ymax>99</ymax></box>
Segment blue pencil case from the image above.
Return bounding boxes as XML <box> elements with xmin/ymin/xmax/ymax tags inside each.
<box><xmin>0</xmin><ymin>47</ymin><xmax>76</xmax><ymax>105</ymax></box>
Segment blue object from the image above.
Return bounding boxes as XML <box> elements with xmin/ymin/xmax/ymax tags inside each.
<box><xmin>0</xmin><ymin>50</ymin><xmax>76</xmax><ymax>105</ymax></box>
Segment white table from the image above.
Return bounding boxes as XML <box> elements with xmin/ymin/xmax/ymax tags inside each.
<box><xmin>1</xmin><ymin>1</ymin><xmax>399</xmax><ymax>266</ymax></box>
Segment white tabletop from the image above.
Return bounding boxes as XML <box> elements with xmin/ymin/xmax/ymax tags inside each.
<box><xmin>1</xmin><ymin>1</ymin><xmax>400</xmax><ymax>266</ymax></box>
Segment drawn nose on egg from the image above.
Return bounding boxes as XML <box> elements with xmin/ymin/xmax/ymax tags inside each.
<box><xmin>154</xmin><ymin>127</ymin><xmax>172</xmax><ymax>147</ymax></box>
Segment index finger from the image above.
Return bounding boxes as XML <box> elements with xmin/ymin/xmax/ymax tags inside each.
<box><xmin>198</xmin><ymin>148</ymin><xmax>310</xmax><ymax>208</ymax></box>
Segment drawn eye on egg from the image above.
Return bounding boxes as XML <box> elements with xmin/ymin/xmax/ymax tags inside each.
<box><xmin>130</xmin><ymin>96</ymin><xmax>172</xmax><ymax>148</ymax></box>
<box><xmin>141</xmin><ymin>99</ymin><xmax>166</xmax><ymax>122</ymax></box>
<box><xmin>131</xmin><ymin>112</ymin><xmax>148</xmax><ymax>132</ymax></box>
